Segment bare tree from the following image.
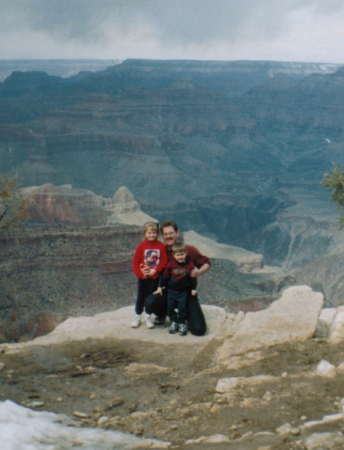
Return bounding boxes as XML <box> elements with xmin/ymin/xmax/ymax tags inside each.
<box><xmin>0</xmin><ymin>176</ymin><xmax>33</xmax><ymax>232</ymax></box>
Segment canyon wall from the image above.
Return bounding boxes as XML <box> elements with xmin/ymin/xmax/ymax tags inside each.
<box><xmin>2</xmin><ymin>59</ymin><xmax>344</xmax><ymax>320</ymax></box>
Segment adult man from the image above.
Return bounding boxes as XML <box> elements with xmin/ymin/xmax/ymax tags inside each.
<box><xmin>144</xmin><ymin>220</ymin><xmax>210</xmax><ymax>336</ymax></box>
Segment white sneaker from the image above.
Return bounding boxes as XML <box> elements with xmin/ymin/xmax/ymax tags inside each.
<box><xmin>131</xmin><ymin>315</ymin><xmax>141</xmax><ymax>328</ymax></box>
<box><xmin>146</xmin><ymin>315</ymin><xmax>155</xmax><ymax>329</ymax></box>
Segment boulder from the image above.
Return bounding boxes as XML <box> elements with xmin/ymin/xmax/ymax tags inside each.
<box><xmin>314</xmin><ymin>308</ymin><xmax>337</xmax><ymax>338</ymax></box>
<box><xmin>329</xmin><ymin>306</ymin><xmax>344</xmax><ymax>343</ymax></box>
<box><xmin>316</xmin><ymin>360</ymin><xmax>337</xmax><ymax>378</ymax></box>
<box><xmin>218</xmin><ymin>285</ymin><xmax>323</xmax><ymax>361</ymax></box>
<box><xmin>304</xmin><ymin>432</ymin><xmax>344</xmax><ymax>450</ymax></box>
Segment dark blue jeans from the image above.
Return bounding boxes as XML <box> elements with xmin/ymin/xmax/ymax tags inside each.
<box><xmin>167</xmin><ymin>289</ymin><xmax>188</xmax><ymax>324</ymax></box>
<box><xmin>135</xmin><ymin>278</ymin><xmax>159</xmax><ymax>315</ymax></box>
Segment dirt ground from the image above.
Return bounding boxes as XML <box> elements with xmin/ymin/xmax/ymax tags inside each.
<box><xmin>1</xmin><ymin>336</ymin><xmax>344</xmax><ymax>449</ymax></box>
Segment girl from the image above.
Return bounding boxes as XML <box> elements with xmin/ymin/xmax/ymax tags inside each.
<box><xmin>132</xmin><ymin>222</ymin><xmax>167</xmax><ymax>328</ymax></box>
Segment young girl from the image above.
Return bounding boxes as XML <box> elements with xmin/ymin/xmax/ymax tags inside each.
<box><xmin>132</xmin><ymin>222</ymin><xmax>167</xmax><ymax>328</ymax></box>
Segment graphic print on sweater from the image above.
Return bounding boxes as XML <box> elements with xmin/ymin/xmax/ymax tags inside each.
<box><xmin>172</xmin><ymin>268</ymin><xmax>190</xmax><ymax>277</ymax></box>
<box><xmin>144</xmin><ymin>249</ymin><xmax>161</xmax><ymax>269</ymax></box>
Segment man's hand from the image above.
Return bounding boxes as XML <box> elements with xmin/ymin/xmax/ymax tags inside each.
<box><xmin>153</xmin><ymin>287</ymin><xmax>163</xmax><ymax>296</ymax></box>
<box><xmin>190</xmin><ymin>268</ymin><xmax>201</xmax><ymax>278</ymax></box>
<box><xmin>190</xmin><ymin>263</ymin><xmax>210</xmax><ymax>278</ymax></box>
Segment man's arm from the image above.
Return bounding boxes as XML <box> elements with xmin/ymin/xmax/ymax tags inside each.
<box><xmin>190</xmin><ymin>263</ymin><xmax>210</xmax><ymax>278</ymax></box>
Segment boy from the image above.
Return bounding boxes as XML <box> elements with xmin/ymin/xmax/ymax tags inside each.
<box><xmin>155</xmin><ymin>242</ymin><xmax>197</xmax><ymax>336</ymax></box>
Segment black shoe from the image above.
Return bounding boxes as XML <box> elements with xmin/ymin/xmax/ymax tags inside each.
<box><xmin>179</xmin><ymin>324</ymin><xmax>187</xmax><ymax>336</ymax></box>
<box><xmin>154</xmin><ymin>317</ymin><xmax>165</xmax><ymax>325</ymax></box>
<box><xmin>169</xmin><ymin>322</ymin><xmax>179</xmax><ymax>334</ymax></box>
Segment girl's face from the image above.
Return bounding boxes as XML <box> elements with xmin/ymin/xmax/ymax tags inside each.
<box><xmin>145</xmin><ymin>226</ymin><xmax>158</xmax><ymax>241</ymax></box>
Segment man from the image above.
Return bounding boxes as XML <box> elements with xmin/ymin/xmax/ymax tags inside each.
<box><xmin>144</xmin><ymin>220</ymin><xmax>210</xmax><ymax>336</ymax></box>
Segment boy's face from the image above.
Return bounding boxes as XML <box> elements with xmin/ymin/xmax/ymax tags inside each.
<box><xmin>173</xmin><ymin>250</ymin><xmax>187</xmax><ymax>264</ymax></box>
<box><xmin>145</xmin><ymin>226</ymin><xmax>158</xmax><ymax>241</ymax></box>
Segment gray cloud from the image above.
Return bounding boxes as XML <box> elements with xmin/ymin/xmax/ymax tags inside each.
<box><xmin>1</xmin><ymin>0</ymin><xmax>344</xmax><ymax>61</ymax></box>
<box><xmin>1</xmin><ymin>0</ymin><xmax>342</xmax><ymax>41</ymax></box>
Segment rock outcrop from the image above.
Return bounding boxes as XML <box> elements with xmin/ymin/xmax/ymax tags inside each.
<box><xmin>218</xmin><ymin>285</ymin><xmax>324</xmax><ymax>362</ymax></box>
<box><xmin>22</xmin><ymin>184</ymin><xmax>155</xmax><ymax>226</ymax></box>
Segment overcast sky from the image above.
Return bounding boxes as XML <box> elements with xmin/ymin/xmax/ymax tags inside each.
<box><xmin>1</xmin><ymin>0</ymin><xmax>344</xmax><ymax>63</ymax></box>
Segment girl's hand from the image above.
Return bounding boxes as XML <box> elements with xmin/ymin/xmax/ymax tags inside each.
<box><xmin>146</xmin><ymin>268</ymin><xmax>157</xmax><ymax>277</ymax></box>
<box><xmin>153</xmin><ymin>287</ymin><xmax>163</xmax><ymax>296</ymax></box>
<box><xmin>140</xmin><ymin>264</ymin><xmax>150</xmax><ymax>277</ymax></box>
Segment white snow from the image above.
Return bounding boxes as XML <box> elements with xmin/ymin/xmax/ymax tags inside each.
<box><xmin>0</xmin><ymin>400</ymin><xmax>165</xmax><ymax>449</ymax></box>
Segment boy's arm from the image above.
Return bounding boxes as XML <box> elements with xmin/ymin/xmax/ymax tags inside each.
<box><xmin>153</xmin><ymin>273</ymin><xmax>168</xmax><ymax>296</ymax></box>
<box><xmin>159</xmin><ymin>274</ymin><xmax>169</xmax><ymax>288</ymax></box>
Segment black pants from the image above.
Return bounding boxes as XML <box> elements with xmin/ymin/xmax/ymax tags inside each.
<box><xmin>145</xmin><ymin>291</ymin><xmax>207</xmax><ymax>336</ymax></box>
<box><xmin>135</xmin><ymin>278</ymin><xmax>159</xmax><ymax>315</ymax></box>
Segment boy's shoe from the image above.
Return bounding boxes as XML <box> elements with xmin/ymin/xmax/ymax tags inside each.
<box><xmin>169</xmin><ymin>322</ymin><xmax>179</xmax><ymax>334</ymax></box>
<box><xmin>179</xmin><ymin>324</ymin><xmax>187</xmax><ymax>336</ymax></box>
<box><xmin>154</xmin><ymin>317</ymin><xmax>165</xmax><ymax>325</ymax></box>
<box><xmin>146</xmin><ymin>315</ymin><xmax>155</xmax><ymax>329</ymax></box>
<box><xmin>131</xmin><ymin>315</ymin><xmax>141</xmax><ymax>328</ymax></box>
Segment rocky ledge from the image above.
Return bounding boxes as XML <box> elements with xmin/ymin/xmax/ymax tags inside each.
<box><xmin>2</xmin><ymin>286</ymin><xmax>344</xmax><ymax>449</ymax></box>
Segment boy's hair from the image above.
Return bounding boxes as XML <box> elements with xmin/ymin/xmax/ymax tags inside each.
<box><xmin>160</xmin><ymin>220</ymin><xmax>179</xmax><ymax>234</ymax></box>
<box><xmin>143</xmin><ymin>222</ymin><xmax>159</xmax><ymax>235</ymax></box>
<box><xmin>172</xmin><ymin>242</ymin><xmax>186</xmax><ymax>253</ymax></box>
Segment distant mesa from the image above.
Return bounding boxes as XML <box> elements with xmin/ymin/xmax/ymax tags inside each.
<box><xmin>111</xmin><ymin>186</ymin><xmax>141</xmax><ymax>214</ymax></box>
<box><xmin>22</xmin><ymin>183</ymin><xmax>155</xmax><ymax>227</ymax></box>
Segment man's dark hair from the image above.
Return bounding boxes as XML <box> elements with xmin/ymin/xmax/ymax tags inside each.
<box><xmin>160</xmin><ymin>220</ymin><xmax>179</xmax><ymax>233</ymax></box>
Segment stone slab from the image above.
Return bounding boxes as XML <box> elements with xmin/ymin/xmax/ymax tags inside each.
<box><xmin>218</xmin><ymin>285</ymin><xmax>323</xmax><ymax>361</ymax></box>
<box><xmin>1</xmin><ymin>305</ymin><xmax>228</xmax><ymax>352</ymax></box>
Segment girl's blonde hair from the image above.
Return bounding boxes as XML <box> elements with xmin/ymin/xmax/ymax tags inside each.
<box><xmin>143</xmin><ymin>222</ymin><xmax>159</xmax><ymax>235</ymax></box>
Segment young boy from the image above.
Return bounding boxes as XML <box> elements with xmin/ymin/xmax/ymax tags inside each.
<box><xmin>132</xmin><ymin>222</ymin><xmax>167</xmax><ymax>329</ymax></box>
<box><xmin>155</xmin><ymin>242</ymin><xmax>197</xmax><ymax>336</ymax></box>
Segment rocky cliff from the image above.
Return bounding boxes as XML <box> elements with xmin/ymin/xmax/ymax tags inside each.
<box><xmin>1</xmin><ymin>184</ymin><xmax>294</xmax><ymax>342</ymax></box>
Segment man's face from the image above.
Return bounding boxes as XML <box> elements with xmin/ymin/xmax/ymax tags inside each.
<box><xmin>161</xmin><ymin>226</ymin><xmax>178</xmax><ymax>247</ymax></box>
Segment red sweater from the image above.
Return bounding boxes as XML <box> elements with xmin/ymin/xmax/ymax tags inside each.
<box><xmin>132</xmin><ymin>239</ymin><xmax>167</xmax><ymax>279</ymax></box>
<box><xmin>160</xmin><ymin>258</ymin><xmax>197</xmax><ymax>291</ymax></box>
